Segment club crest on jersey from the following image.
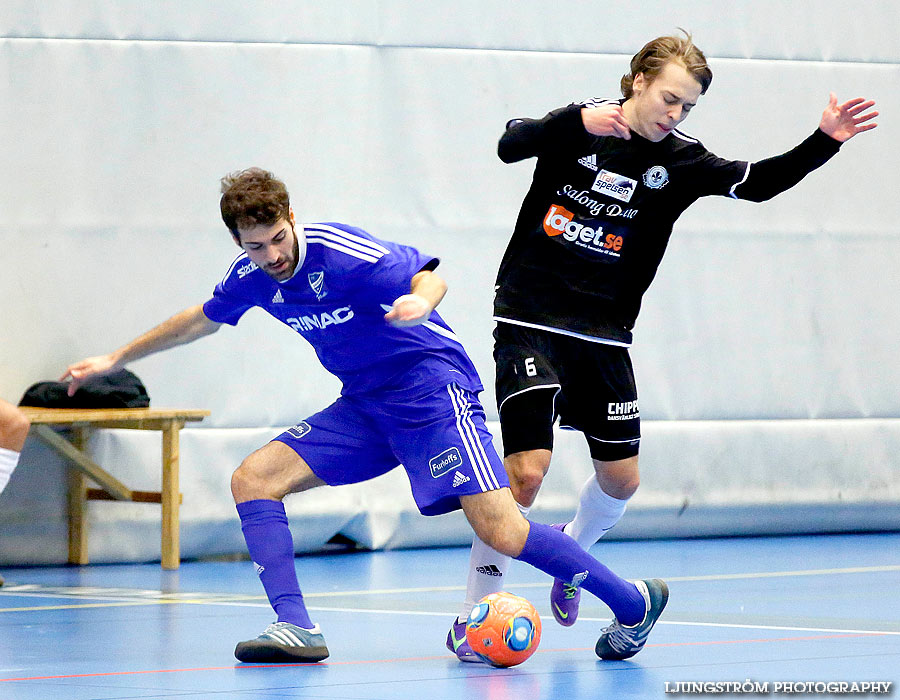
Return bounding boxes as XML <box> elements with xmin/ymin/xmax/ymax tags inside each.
<box><xmin>591</xmin><ymin>169</ymin><xmax>637</xmax><ymax>203</ymax></box>
<box><xmin>308</xmin><ymin>270</ymin><xmax>326</xmax><ymax>299</ymax></box>
<box><xmin>643</xmin><ymin>165</ymin><xmax>669</xmax><ymax>189</ymax></box>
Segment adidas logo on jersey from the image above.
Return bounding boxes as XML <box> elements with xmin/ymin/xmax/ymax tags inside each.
<box><xmin>272</xmin><ymin>289</ymin><xmax>284</xmax><ymax>304</ymax></box>
<box><xmin>476</xmin><ymin>564</ymin><xmax>503</xmax><ymax>577</ymax></box>
<box><xmin>578</xmin><ymin>153</ymin><xmax>598</xmax><ymax>171</ymax></box>
<box><xmin>452</xmin><ymin>471</ymin><xmax>471</xmax><ymax>488</ymax></box>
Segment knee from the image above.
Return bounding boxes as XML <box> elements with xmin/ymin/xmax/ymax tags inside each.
<box><xmin>1</xmin><ymin>407</ymin><xmax>30</xmax><ymax>451</ymax></box>
<box><xmin>506</xmin><ymin>451</ymin><xmax>551</xmax><ymax>507</ymax></box>
<box><xmin>596</xmin><ymin>458</ymin><xmax>640</xmax><ymax>500</ymax></box>
<box><xmin>607</xmin><ymin>473</ymin><xmax>639</xmax><ymax>500</ymax></box>
<box><xmin>475</xmin><ymin>522</ymin><xmax>528</xmax><ymax>558</ymax></box>
<box><xmin>468</xmin><ymin>507</ymin><xmax>530</xmax><ymax>557</ymax></box>
<box><xmin>231</xmin><ymin>454</ymin><xmax>279</xmax><ymax>503</ymax></box>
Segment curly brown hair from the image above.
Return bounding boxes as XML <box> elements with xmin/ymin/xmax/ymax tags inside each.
<box><xmin>621</xmin><ymin>30</ymin><xmax>712</xmax><ymax>99</ymax></box>
<box><xmin>220</xmin><ymin>168</ymin><xmax>291</xmax><ymax>237</ymax></box>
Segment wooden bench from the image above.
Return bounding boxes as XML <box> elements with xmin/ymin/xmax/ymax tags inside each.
<box><xmin>20</xmin><ymin>407</ymin><xmax>210</xmax><ymax>570</ymax></box>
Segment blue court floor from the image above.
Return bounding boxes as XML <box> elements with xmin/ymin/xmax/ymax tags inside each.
<box><xmin>0</xmin><ymin>533</ymin><xmax>898</xmax><ymax>699</ymax></box>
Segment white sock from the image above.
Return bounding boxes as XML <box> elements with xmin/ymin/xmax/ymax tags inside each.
<box><xmin>0</xmin><ymin>447</ymin><xmax>20</xmax><ymax>494</ymax></box>
<box><xmin>457</xmin><ymin>502</ymin><xmax>530</xmax><ymax>622</ymax></box>
<box><xmin>563</xmin><ymin>474</ymin><xmax>628</xmax><ymax>550</ymax></box>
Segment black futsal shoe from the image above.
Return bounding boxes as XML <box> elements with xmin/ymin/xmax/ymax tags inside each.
<box><xmin>595</xmin><ymin>578</ymin><xmax>669</xmax><ymax>660</ymax></box>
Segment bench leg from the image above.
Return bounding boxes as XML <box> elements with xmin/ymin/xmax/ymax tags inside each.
<box><xmin>67</xmin><ymin>427</ymin><xmax>90</xmax><ymax>565</ymax></box>
<box><xmin>161</xmin><ymin>420</ymin><xmax>182</xmax><ymax>570</ymax></box>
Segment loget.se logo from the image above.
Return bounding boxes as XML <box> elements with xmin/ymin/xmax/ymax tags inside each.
<box><xmin>544</xmin><ymin>205</ymin><xmax>624</xmax><ymax>253</ymax></box>
<box><xmin>543</xmin><ymin>204</ymin><xmax>574</xmax><ymax>237</ymax></box>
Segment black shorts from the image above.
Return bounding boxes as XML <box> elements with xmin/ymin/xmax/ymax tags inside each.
<box><xmin>493</xmin><ymin>322</ymin><xmax>640</xmax><ymax>461</ymax></box>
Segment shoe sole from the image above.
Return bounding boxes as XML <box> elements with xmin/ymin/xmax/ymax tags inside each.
<box><xmin>234</xmin><ymin>640</ymin><xmax>330</xmax><ymax>663</ymax></box>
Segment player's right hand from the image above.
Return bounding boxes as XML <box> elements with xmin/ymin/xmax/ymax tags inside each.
<box><xmin>60</xmin><ymin>354</ymin><xmax>119</xmax><ymax>396</ymax></box>
<box><xmin>581</xmin><ymin>104</ymin><xmax>631</xmax><ymax>140</ymax></box>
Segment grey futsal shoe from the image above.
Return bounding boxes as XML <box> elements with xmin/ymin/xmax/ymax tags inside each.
<box><xmin>595</xmin><ymin>579</ymin><xmax>669</xmax><ymax>660</ymax></box>
<box><xmin>234</xmin><ymin>621</ymin><xmax>330</xmax><ymax>663</ymax></box>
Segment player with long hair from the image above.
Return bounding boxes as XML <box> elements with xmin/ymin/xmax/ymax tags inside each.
<box><xmin>450</xmin><ymin>30</ymin><xmax>877</xmax><ymax>662</ymax></box>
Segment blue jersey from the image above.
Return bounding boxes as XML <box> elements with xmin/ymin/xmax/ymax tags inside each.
<box><xmin>202</xmin><ymin>222</ymin><xmax>483</xmax><ymax>399</ymax></box>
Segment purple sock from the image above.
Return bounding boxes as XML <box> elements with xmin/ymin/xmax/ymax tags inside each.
<box><xmin>516</xmin><ymin>520</ymin><xmax>645</xmax><ymax>625</ymax></box>
<box><xmin>236</xmin><ymin>499</ymin><xmax>313</xmax><ymax>629</ymax></box>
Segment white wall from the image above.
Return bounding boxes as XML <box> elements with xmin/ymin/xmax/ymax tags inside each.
<box><xmin>2</xmin><ymin>1</ymin><xmax>898</xmax><ymax>563</ymax></box>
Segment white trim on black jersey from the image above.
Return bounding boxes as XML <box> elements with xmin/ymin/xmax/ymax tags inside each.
<box><xmin>578</xmin><ymin>97</ymin><xmax>619</xmax><ymax>108</ymax></box>
<box><xmin>671</xmin><ymin>128</ymin><xmax>700</xmax><ymax>144</ymax></box>
<box><xmin>498</xmin><ymin>383</ymin><xmax>562</xmax><ymax>413</ymax></box>
<box><xmin>493</xmin><ymin>317</ymin><xmax>632</xmax><ymax>348</ymax></box>
<box><xmin>728</xmin><ymin>162</ymin><xmax>752</xmax><ymax>199</ymax></box>
<box><xmin>585</xmin><ymin>433</ymin><xmax>641</xmax><ymax>445</ymax></box>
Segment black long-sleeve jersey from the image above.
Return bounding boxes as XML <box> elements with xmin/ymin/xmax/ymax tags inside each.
<box><xmin>493</xmin><ymin>99</ymin><xmax>843</xmax><ymax>345</ymax></box>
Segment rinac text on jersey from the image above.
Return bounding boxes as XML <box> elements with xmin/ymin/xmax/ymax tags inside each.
<box><xmin>203</xmin><ymin>222</ymin><xmax>482</xmax><ymax>399</ymax></box>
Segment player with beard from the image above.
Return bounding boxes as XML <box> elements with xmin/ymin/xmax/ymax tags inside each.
<box><xmin>64</xmin><ymin>168</ymin><xmax>672</xmax><ymax>663</ymax></box>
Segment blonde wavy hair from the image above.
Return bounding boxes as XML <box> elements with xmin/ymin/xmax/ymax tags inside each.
<box><xmin>621</xmin><ymin>30</ymin><xmax>712</xmax><ymax>99</ymax></box>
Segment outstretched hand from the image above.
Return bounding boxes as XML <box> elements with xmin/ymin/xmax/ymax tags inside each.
<box><xmin>819</xmin><ymin>93</ymin><xmax>878</xmax><ymax>142</ymax></box>
<box><xmin>60</xmin><ymin>354</ymin><xmax>119</xmax><ymax>396</ymax></box>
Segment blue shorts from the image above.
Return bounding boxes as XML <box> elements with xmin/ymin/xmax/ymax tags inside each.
<box><xmin>274</xmin><ymin>383</ymin><xmax>509</xmax><ymax>516</ymax></box>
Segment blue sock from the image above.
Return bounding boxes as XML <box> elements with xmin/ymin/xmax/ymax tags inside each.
<box><xmin>236</xmin><ymin>499</ymin><xmax>314</xmax><ymax>629</ymax></box>
<box><xmin>515</xmin><ymin>520</ymin><xmax>646</xmax><ymax>625</ymax></box>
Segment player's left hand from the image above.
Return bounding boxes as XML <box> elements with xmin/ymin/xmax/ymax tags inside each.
<box><xmin>819</xmin><ymin>93</ymin><xmax>878</xmax><ymax>142</ymax></box>
<box><xmin>385</xmin><ymin>294</ymin><xmax>432</xmax><ymax>327</ymax></box>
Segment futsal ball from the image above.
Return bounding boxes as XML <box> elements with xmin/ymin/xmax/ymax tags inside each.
<box><xmin>465</xmin><ymin>591</ymin><xmax>542</xmax><ymax>667</ymax></box>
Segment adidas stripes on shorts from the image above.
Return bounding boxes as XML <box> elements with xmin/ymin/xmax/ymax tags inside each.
<box><xmin>274</xmin><ymin>383</ymin><xmax>509</xmax><ymax>516</ymax></box>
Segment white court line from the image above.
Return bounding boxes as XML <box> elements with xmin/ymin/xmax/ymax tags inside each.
<box><xmin>663</xmin><ymin>564</ymin><xmax>900</xmax><ymax>582</ymax></box>
<box><xmin>3</xmin><ymin>589</ymin><xmax>898</xmax><ymax>637</ymax></box>
<box><xmin>2</xmin><ymin>564</ymin><xmax>898</xmax><ymax>602</ymax></box>
<box><xmin>300</xmin><ymin>606</ymin><xmax>900</xmax><ymax>637</ymax></box>
<box><xmin>299</xmin><ymin>564</ymin><xmax>900</xmax><ymax>598</ymax></box>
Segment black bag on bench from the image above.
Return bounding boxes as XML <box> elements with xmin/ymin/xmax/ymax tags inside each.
<box><xmin>19</xmin><ymin>369</ymin><xmax>150</xmax><ymax>409</ymax></box>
